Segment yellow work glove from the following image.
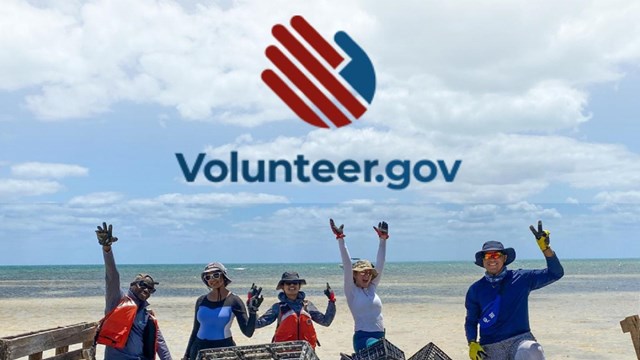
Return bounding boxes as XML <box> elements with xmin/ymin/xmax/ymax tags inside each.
<box><xmin>469</xmin><ymin>341</ymin><xmax>487</xmax><ymax>360</ymax></box>
<box><xmin>529</xmin><ymin>220</ymin><xmax>550</xmax><ymax>251</ymax></box>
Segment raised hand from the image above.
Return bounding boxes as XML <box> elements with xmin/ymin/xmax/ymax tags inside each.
<box><xmin>324</xmin><ymin>282</ymin><xmax>336</xmax><ymax>302</ymax></box>
<box><xmin>373</xmin><ymin>221</ymin><xmax>389</xmax><ymax>240</ymax></box>
<box><xmin>96</xmin><ymin>222</ymin><xmax>118</xmax><ymax>246</ymax></box>
<box><xmin>247</xmin><ymin>283</ymin><xmax>263</xmax><ymax>313</ymax></box>
<box><xmin>247</xmin><ymin>283</ymin><xmax>261</xmax><ymax>301</ymax></box>
<box><xmin>529</xmin><ymin>220</ymin><xmax>550</xmax><ymax>251</ymax></box>
<box><xmin>330</xmin><ymin>218</ymin><xmax>345</xmax><ymax>239</ymax></box>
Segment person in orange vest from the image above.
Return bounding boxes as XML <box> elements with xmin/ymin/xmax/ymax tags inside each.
<box><xmin>255</xmin><ymin>271</ymin><xmax>336</xmax><ymax>349</ymax></box>
<box><xmin>94</xmin><ymin>222</ymin><xmax>172</xmax><ymax>360</ymax></box>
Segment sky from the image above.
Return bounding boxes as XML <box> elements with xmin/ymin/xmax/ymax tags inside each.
<box><xmin>1</xmin><ymin>0</ymin><xmax>640</xmax><ymax>265</ymax></box>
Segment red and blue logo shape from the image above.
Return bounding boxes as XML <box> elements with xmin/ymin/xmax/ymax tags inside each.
<box><xmin>262</xmin><ymin>16</ymin><xmax>376</xmax><ymax>128</ymax></box>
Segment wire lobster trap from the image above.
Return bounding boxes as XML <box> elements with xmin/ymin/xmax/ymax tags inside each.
<box><xmin>197</xmin><ymin>340</ymin><xmax>319</xmax><ymax>360</ymax></box>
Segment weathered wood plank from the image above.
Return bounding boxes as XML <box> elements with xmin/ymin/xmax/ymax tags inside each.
<box><xmin>28</xmin><ymin>352</ymin><xmax>43</xmax><ymax>360</ymax></box>
<box><xmin>620</xmin><ymin>315</ymin><xmax>640</xmax><ymax>360</ymax></box>
<box><xmin>0</xmin><ymin>322</ymin><xmax>97</xmax><ymax>360</ymax></box>
<box><xmin>47</xmin><ymin>348</ymin><xmax>85</xmax><ymax>360</ymax></box>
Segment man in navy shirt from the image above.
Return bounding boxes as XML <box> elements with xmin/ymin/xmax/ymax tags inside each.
<box><xmin>465</xmin><ymin>221</ymin><xmax>564</xmax><ymax>360</ymax></box>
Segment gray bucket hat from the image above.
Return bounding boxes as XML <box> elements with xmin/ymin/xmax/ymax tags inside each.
<box><xmin>474</xmin><ymin>241</ymin><xmax>516</xmax><ymax>267</ymax></box>
<box><xmin>201</xmin><ymin>262</ymin><xmax>232</xmax><ymax>286</ymax></box>
<box><xmin>276</xmin><ymin>271</ymin><xmax>307</xmax><ymax>290</ymax></box>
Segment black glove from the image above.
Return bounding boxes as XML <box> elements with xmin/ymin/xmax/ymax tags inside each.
<box><xmin>96</xmin><ymin>222</ymin><xmax>118</xmax><ymax>246</ymax></box>
<box><xmin>373</xmin><ymin>221</ymin><xmax>389</xmax><ymax>240</ymax></box>
<box><xmin>330</xmin><ymin>218</ymin><xmax>345</xmax><ymax>239</ymax></box>
<box><xmin>324</xmin><ymin>282</ymin><xmax>336</xmax><ymax>302</ymax></box>
<box><xmin>247</xmin><ymin>283</ymin><xmax>263</xmax><ymax>313</ymax></box>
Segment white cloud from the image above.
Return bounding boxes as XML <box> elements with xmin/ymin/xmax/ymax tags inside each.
<box><xmin>11</xmin><ymin>162</ymin><xmax>88</xmax><ymax>178</ymax></box>
<box><xmin>67</xmin><ymin>191</ymin><xmax>287</xmax><ymax>209</ymax></box>
<box><xmin>198</xmin><ymin>128</ymin><xmax>640</xmax><ymax>203</ymax></box>
<box><xmin>0</xmin><ymin>179</ymin><xmax>63</xmax><ymax>198</ymax></box>
<box><xmin>594</xmin><ymin>191</ymin><xmax>640</xmax><ymax>205</ymax></box>
<box><xmin>68</xmin><ymin>192</ymin><xmax>124</xmax><ymax>206</ymax></box>
<box><xmin>2</xmin><ymin>0</ymin><xmax>639</xmax><ymax>132</ymax></box>
<box><xmin>153</xmin><ymin>192</ymin><xmax>289</xmax><ymax>205</ymax></box>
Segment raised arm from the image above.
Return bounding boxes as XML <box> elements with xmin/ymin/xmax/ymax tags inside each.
<box><xmin>528</xmin><ymin>220</ymin><xmax>564</xmax><ymax>288</ymax></box>
<box><xmin>232</xmin><ymin>294</ymin><xmax>257</xmax><ymax>337</ymax></box>
<box><xmin>255</xmin><ymin>303</ymin><xmax>280</xmax><ymax>329</ymax></box>
<box><xmin>371</xmin><ymin>221</ymin><xmax>388</xmax><ymax>286</ymax></box>
<box><xmin>97</xmin><ymin>222</ymin><xmax>124</xmax><ymax>313</ymax></box>
<box><xmin>330</xmin><ymin>219</ymin><xmax>356</xmax><ymax>296</ymax></box>
<box><xmin>308</xmin><ymin>297</ymin><xmax>336</xmax><ymax>327</ymax></box>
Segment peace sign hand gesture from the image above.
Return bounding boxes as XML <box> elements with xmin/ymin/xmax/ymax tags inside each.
<box><xmin>529</xmin><ymin>220</ymin><xmax>550</xmax><ymax>252</ymax></box>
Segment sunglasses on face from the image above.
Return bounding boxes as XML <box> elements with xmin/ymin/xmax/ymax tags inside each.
<box><xmin>136</xmin><ymin>281</ymin><xmax>157</xmax><ymax>294</ymax></box>
<box><xmin>283</xmin><ymin>281</ymin><xmax>301</xmax><ymax>286</ymax></box>
<box><xmin>483</xmin><ymin>252</ymin><xmax>504</xmax><ymax>260</ymax></box>
<box><xmin>204</xmin><ymin>272</ymin><xmax>223</xmax><ymax>281</ymax></box>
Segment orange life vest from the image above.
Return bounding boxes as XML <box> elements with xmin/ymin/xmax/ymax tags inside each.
<box><xmin>96</xmin><ymin>296</ymin><xmax>159</xmax><ymax>355</ymax></box>
<box><xmin>273</xmin><ymin>302</ymin><xmax>318</xmax><ymax>348</ymax></box>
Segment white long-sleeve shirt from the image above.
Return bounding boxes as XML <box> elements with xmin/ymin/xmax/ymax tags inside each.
<box><xmin>338</xmin><ymin>238</ymin><xmax>386</xmax><ymax>332</ymax></box>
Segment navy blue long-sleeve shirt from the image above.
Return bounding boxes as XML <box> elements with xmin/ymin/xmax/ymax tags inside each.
<box><xmin>464</xmin><ymin>253</ymin><xmax>564</xmax><ymax>345</ymax></box>
<box><xmin>255</xmin><ymin>291</ymin><xmax>336</xmax><ymax>329</ymax></box>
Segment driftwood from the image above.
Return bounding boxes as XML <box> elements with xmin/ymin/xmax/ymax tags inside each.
<box><xmin>0</xmin><ymin>322</ymin><xmax>98</xmax><ymax>360</ymax></box>
<box><xmin>621</xmin><ymin>315</ymin><xmax>640</xmax><ymax>360</ymax></box>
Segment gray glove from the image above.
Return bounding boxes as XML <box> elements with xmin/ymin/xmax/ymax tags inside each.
<box><xmin>96</xmin><ymin>222</ymin><xmax>118</xmax><ymax>246</ymax></box>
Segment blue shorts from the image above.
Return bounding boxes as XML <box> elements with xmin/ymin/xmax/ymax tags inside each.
<box><xmin>353</xmin><ymin>330</ymin><xmax>385</xmax><ymax>352</ymax></box>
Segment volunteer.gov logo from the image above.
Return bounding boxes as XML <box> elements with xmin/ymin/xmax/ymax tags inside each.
<box><xmin>262</xmin><ymin>15</ymin><xmax>376</xmax><ymax>128</ymax></box>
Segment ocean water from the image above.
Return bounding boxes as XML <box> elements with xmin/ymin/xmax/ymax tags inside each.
<box><xmin>1</xmin><ymin>259</ymin><xmax>638</xmax><ymax>302</ymax></box>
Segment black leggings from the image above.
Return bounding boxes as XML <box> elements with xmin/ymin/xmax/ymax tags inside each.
<box><xmin>189</xmin><ymin>337</ymin><xmax>236</xmax><ymax>359</ymax></box>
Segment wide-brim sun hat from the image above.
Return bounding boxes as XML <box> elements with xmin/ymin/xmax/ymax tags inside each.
<box><xmin>276</xmin><ymin>271</ymin><xmax>307</xmax><ymax>290</ymax></box>
<box><xmin>201</xmin><ymin>262</ymin><xmax>232</xmax><ymax>286</ymax></box>
<box><xmin>351</xmin><ymin>259</ymin><xmax>378</xmax><ymax>279</ymax></box>
<box><xmin>474</xmin><ymin>241</ymin><xmax>516</xmax><ymax>267</ymax></box>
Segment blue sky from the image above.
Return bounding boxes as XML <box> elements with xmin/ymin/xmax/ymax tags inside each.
<box><xmin>1</xmin><ymin>0</ymin><xmax>640</xmax><ymax>265</ymax></box>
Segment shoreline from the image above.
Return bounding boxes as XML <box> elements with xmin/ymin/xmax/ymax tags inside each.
<box><xmin>2</xmin><ymin>292</ymin><xmax>638</xmax><ymax>359</ymax></box>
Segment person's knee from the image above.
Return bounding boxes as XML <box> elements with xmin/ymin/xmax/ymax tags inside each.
<box><xmin>514</xmin><ymin>340</ymin><xmax>545</xmax><ymax>360</ymax></box>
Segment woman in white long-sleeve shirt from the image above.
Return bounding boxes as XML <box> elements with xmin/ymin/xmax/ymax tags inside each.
<box><xmin>330</xmin><ymin>219</ymin><xmax>388</xmax><ymax>352</ymax></box>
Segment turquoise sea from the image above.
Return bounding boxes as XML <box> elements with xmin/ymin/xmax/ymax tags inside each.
<box><xmin>1</xmin><ymin>259</ymin><xmax>638</xmax><ymax>302</ymax></box>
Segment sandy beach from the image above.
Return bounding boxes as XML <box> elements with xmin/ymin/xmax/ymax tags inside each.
<box><xmin>1</xmin><ymin>291</ymin><xmax>638</xmax><ymax>359</ymax></box>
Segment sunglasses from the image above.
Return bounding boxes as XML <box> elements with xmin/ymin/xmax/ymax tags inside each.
<box><xmin>483</xmin><ymin>252</ymin><xmax>504</xmax><ymax>260</ymax></box>
<box><xmin>136</xmin><ymin>281</ymin><xmax>156</xmax><ymax>294</ymax></box>
<box><xmin>283</xmin><ymin>281</ymin><xmax>301</xmax><ymax>286</ymax></box>
<box><xmin>204</xmin><ymin>272</ymin><xmax>223</xmax><ymax>281</ymax></box>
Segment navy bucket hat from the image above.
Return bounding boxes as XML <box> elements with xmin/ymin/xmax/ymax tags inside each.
<box><xmin>474</xmin><ymin>241</ymin><xmax>516</xmax><ymax>267</ymax></box>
